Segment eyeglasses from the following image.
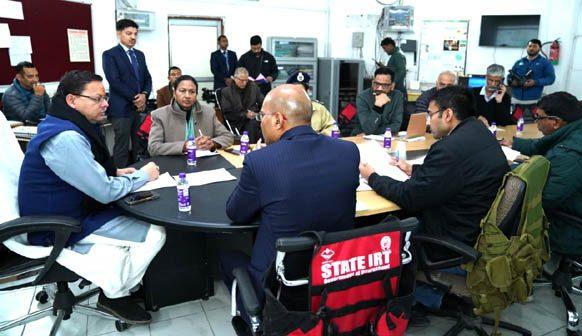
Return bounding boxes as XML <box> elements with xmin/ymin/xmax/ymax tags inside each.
<box><xmin>372</xmin><ymin>81</ymin><xmax>392</xmax><ymax>89</ymax></box>
<box><xmin>234</xmin><ymin>76</ymin><xmax>249</xmax><ymax>83</ymax></box>
<box><xmin>255</xmin><ymin>111</ymin><xmax>286</xmax><ymax>122</ymax></box>
<box><xmin>428</xmin><ymin>108</ymin><xmax>445</xmax><ymax>118</ymax></box>
<box><xmin>533</xmin><ymin>115</ymin><xmax>561</xmax><ymax>122</ymax></box>
<box><xmin>75</xmin><ymin>94</ymin><xmax>109</xmax><ymax>104</ymax></box>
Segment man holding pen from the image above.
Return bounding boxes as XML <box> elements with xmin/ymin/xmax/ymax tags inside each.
<box><xmin>148</xmin><ymin>75</ymin><xmax>234</xmax><ymax>156</ymax></box>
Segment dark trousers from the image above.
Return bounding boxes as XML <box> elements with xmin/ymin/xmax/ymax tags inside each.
<box><xmin>111</xmin><ymin>113</ymin><xmax>140</xmax><ymax>168</ymax></box>
<box><xmin>220</xmin><ymin>250</ymin><xmax>264</xmax><ymax>324</ymax></box>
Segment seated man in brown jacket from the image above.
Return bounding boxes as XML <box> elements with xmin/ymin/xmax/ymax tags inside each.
<box><xmin>148</xmin><ymin>75</ymin><xmax>234</xmax><ymax>156</ymax></box>
<box><xmin>155</xmin><ymin>66</ymin><xmax>181</xmax><ymax>108</ymax></box>
<box><xmin>220</xmin><ymin>67</ymin><xmax>264</xmax><ymax>142</ymax></box>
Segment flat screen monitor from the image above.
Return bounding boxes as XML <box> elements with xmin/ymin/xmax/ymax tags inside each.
<box><xmin>468</xmin><ymin>75</ymin><xmax>486</xmax><ymax>89</ymax></box>
<box><xmin>479</xmin><ymin>15</ymin><xmax>540</xmax><ymax>48</ymax></box>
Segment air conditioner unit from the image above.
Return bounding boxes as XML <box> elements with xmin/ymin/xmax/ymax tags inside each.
<box><xmin>117</xmin><ymin>10</ymin><xmax>155</xmax><ymax>31</ymax></box>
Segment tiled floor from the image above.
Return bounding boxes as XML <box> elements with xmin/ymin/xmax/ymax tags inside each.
<box><xmin>0</xmin><ymin>279</ymin><xmax>580</xmax><ymax>336</ymax></box>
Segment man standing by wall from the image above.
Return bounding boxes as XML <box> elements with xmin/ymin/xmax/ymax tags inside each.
<box><xmin>103</xmin><ymin>19</ymin><xmax>152</xmax><ymax>167</ymax></box>
<box><xmin>508</xmin><ymin>39</ymin><xmax>555</xmax><ymax>123</ymax></box>
<box><xmin>210</xmin><ymin>35</ymin><xmax>238</xmax><ymax>90</ymax></box>
<box><xmin>380</xmin><ymin>37</ymin><xmax>407</xmax><ymax>100</ymax></box>
<box><xmin>238</xmin><ymin>35</ymin><xmax>278</xmax><ymax>96</ymax></box>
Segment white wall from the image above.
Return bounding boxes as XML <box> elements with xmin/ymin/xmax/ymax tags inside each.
<box><xmin>92</xmin><ymin>0</ymin><xmax>330</xmax><ymax>94</ymax></box>
<box><xmin>328</xmin><ymin>0</ymin><xmax>582</xmax><ymax>95</ymax></box>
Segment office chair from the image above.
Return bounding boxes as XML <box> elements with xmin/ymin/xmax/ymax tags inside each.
<box><xmin>540</xmin><ymin>211</ymin><xmax>582</xmax><ymax>336</ymax></box>
<box><xmin>413</xmin><ymin>174</ymin><xmax>535</xmax><ymax>336</ymax></box>
<box><xmin>231</xmin><ymin>217</ymin><xmax>418</xmax><ymax>336</ymax></box>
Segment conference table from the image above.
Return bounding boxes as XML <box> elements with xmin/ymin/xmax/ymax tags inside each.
<box><xmin>117</xmin><ymin>122</ymin><xmax>542</xmax><ymax>309</ymax></box>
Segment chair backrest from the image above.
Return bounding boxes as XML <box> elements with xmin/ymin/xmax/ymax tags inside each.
<box><xmin>495</xmin><ymin>175</ymin><xmax>526</xmax><ymax>237</ymax></box>
<box><xmin>262</xmin><ymin>217</ymin><xmax>418</xmax><ymax>336</ymax></box>
<box><xmin>0</xmin><ymin>111</ymin><xmax>24</xmax><ymax>224</ymax></box>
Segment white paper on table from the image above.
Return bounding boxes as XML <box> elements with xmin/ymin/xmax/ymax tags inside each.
<box><xmin>0</xmin><ymin>24</ymin><xmax>10</xmax><ymax>48</ymax></box>
<box><xmin>135</xmin><ymin>172</ymin><xmax>176</xmax><ymax>192</ymax></box>
<box><xmin>176</xmin><ymin>168</ymin><xmax>236</xmax><ymax>187</ymax></box>
<box><xmin>404</xmin><ymin>136</ymin><xmax>426</xmax><ymax>142</ymax></box>
<box><xmin>356</xmin><ymin>201</ymin><xmax>369</xmax><ymax>212</ymax></box>
<box><xmin>407</xmin><ymin>155</ymin><xmax>426</xmax><ymax>165</ymax></box>
<box><xmin>10</xmin><ymin>36</ymin><xmax>32</xmax><ymax>54</ymax></box>
<box><xmin>196</xmin><ymin>150</ymin><xmax>220</xmax><ymax>158</ymax></box>
<box><xmin>357</xmin><ymin>142</ymin><xmax>410</xmax><ymax>182</ymax></box>
<box><xmin>0</xmin><ymin>0</ymin><xmax>24</xmax><ymax>20</ymax></box>
<box><xmin>501</xmin><ymin>146</ymin><xmax>522</xmax><ymax>162</ymax></box>
<box><xmin>363</xmin><ymin>134</ymin><xmax>384</xmax><ymax>142</ymax></box>
<box><xmin>357</xmin><ymin>178</ymin><xmax>372</xmax><ymax>191</ymax></box>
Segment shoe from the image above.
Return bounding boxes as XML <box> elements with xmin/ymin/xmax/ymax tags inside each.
<box><xmin>408</xmin><ymin>304</ymin><xmax>430</xmax><ymax>328</ymax></box>
<box><xmin>441</xmin><ymin>293</ymin><xmax>475</xmax><ymax>317</ymax></box>
<box><xmin>231</xmin><ymin>316</ymin><xmax>253</xmax><ymax>336</ymax></box>
<box><xmin>97</xmin><ymin>292</ymin><xmax>152</xmax><ymax>324</ymax></box>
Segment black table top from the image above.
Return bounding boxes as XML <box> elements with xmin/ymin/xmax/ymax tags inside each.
<box><xmin>116</xmin><ymin>154</ymin><xmax>259</xmax><ymax>232</ymax></box>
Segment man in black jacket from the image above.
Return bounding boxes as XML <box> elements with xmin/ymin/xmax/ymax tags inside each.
<box><xmin>360</xmin><ymin>85</ymin><xmax>508</xmax><ymax>256</ymax></box>
<box><xmin>237</xmin><ymin>35</ymin><xmax>278</xmax><ymax>96</ymax></box>
<box><xmin>360</xmin><ymin>85</ymin><xmax>508</xmax><ymax>310</ymax></box>
<box><xmin>473</xmin><ymin>64</ymin><xmax>514</xmax><ymax>126</ymax></box>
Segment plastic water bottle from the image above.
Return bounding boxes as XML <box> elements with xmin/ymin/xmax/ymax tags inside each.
<box><xmin>396</xmin><ymin>141</ymin><xmax>407</xmax><ymax>161</ymax></box>
<box><xmin>490</xmin><ymin>122</ymin><xmax>497</xmax><ymax>137</ymax></box>
<box><xmin>240</xmin><ymin>131</ymin><xmax>250</xmax><ymax>156</ymax></box>
<box><xmin>177</xmin><ymin>173</ymin><xmax>191</xmax><ymax>212</ymax></box>
<box><xmin>331</xmin><ymin>123</ymin><xmax>340</xmax><ymax>139</ymax></box>
<box><xmin>383</xmin><ymin>128</ymin><xmax>392</xmax><ymax>149</ymax></box>
<box><xmin>186</xmin><ymin>136</ymin><xmax>196</xmax><ymax>166</ymax></box>
<box><xmin>517</xmin><ymin>117</ymin><xmax>524</xmax><ymax>133</ymax></box>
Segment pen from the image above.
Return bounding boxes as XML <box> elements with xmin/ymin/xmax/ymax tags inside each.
<box><xmin>198</xmin><ymin>129</ymin><xmax>204</xmax><ymax>137</ymax></box>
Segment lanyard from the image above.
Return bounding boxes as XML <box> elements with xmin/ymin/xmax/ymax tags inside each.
<box><xmin>185</xmin><ymin>115</ymin><xmax>195</xmax><ymax>141</ymax></box>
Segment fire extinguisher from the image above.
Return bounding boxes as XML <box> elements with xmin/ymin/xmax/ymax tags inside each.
<box><xmin>549</xmin><ymin>40</ymin><xmax>560</xmax><ymax>65</ymax></box>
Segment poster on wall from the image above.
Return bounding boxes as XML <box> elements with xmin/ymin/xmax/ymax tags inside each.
<box><xmin>67</xmin><ymin>29</ymin><xmax>90</xmax><ymax>62</ymax></box>
<box><xmin>418</xmin><ymin>20</ymin><xmax>468</xmax><ymax>85</ymax></box>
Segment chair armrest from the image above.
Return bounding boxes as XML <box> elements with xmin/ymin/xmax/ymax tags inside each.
<box><xmin>413</xmin><ymin>235</ymin><xmax>479</xmax><ymax>271</ymax></box>
<box><xmin>233</xmin><ymin>267</ymin><xmax>262</xmax><ymax>316</ymax></box>
<box><xmin>0</xmin><ymin>216</ymin><xmax>81</xmax><ymax>285</ymax></box>
<box><xmin>276</xmin><ymin>236</ymin><xmax>315</xmax><ymax>253</ymax></box>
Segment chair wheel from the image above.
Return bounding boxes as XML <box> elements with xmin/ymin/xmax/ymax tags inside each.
<box><xmin>115</xmin><ymin>320</ymin><xmax>129</xmax><ymax>332</ymax></box>
<box><xmin>35</xmin><ymin>291</ymin><xmax>49</xmax><ymax>304</ymax></box>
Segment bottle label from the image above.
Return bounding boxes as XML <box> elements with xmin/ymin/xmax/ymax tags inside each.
<box><xmin>331</xmin><ymin>130</ymin><xmax>340</xmax><ymax>139</ymax></box>
<box><xmin>187</xmin><ymin>147</ymin><xmax>196</xmax><ymax>164</ymax></box>
<box><xmin>384</xmin><ymin>137</ymin><xmax>392</xmax><ymax>149</ymax></box>
<box><xmin>240</xmin><ymin>142</ymin><xmax>249</xmax><ymax>155</ymax></box>
<box><xmin>517</xmin><ymin>120</ymin><xmax>524</xmax><ymax>132</ymax></box>
<box><xmin>178</xmin><ymin>188</ymin><xmax>190</xmax><ymax>208</ymax></box>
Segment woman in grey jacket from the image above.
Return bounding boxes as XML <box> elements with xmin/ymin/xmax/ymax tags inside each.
<box><xmin>148</xmin><ymin>75</ymin><xmax>234</xmax><ymax>156</ymax></box>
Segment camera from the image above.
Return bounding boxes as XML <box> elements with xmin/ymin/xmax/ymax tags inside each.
<box><xmin>201</xmin><ymin>88</ymin><xmax>217</xmax><ymax>104</ymax></box>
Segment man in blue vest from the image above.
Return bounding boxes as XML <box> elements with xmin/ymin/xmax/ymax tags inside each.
<box><xmin>18</xmin><ymin>70</ymin><xmax>165</xmax><ymax>324</ymax></box>
<box><xmin>103</xmin><ymin>19</ymin><xmax>153</xmax><ymax>168</ymax></box>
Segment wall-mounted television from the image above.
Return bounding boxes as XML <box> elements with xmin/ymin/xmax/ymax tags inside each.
<box><xmin>479</xmin><ymin>15</ymin><xmax>540</xmax><ymax>48</ymax></box>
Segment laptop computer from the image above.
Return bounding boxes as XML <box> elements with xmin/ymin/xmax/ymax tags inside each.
<box><xmin>402</xmin><ymin>112</ymin><xmax>428</xmax><ymax>139</ymax></box>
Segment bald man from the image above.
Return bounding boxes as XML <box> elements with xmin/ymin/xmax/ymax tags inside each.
<box><xmin>221</xmin><ymin>84</ymin><xmax>360</xmax><ymax>328</ymax></box>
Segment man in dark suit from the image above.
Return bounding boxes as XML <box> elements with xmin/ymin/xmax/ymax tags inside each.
<box><xmin>237</xmin><ymin>35</ymin><xmax>278</xmax><ymax>96</ymax></box>
<box><xmin>210</xmin><ymin>35</ymin><xmax>237</xmax><ymax>90</ymax></box>
<box><xmin>221</xmin><ymin>84</ymin><xmax>360</xmax><ymax>326</ymax></box>
<box><xmin>360</xmin><ymin>85</ymin><xmax>509</xmax><ymax>310</ymax></box>
<box><xmin>102</xmin><ymin>19</ymin><xmax>152</xmax><ymax>168</ymax></box>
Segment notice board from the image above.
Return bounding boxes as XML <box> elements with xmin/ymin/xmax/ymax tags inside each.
<box><xmin>0</xmin><ymin>0</ymin><xmax>94</xmax><ymax>85</ymax></box>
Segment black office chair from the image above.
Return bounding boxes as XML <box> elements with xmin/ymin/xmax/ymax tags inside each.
<box><xmin>231</xmin><ymin>217</ymin><xmax>418</xmax><ymax>336</ymax></box>
<box><xmin>542</xmin><ymin>211</ymin><xmax>582</xmax><ymax>336</ymax></box>
<box><xmin>413</xmin><ymin>175</ymin><xmax>532</xmax><ymax>336</ymax></box>
<box><xmin>0</xmin><ymin>216</ymin><xmax>129</xmax><ymax>335</ymax></box>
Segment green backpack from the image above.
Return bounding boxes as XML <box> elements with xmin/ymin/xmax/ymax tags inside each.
<box><xmin>464</xmin><ymin>155</ymin><xmax>550</xmax><ymax>331</ymax></box>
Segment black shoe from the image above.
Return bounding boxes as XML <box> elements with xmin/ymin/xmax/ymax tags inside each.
<box><xmin>408</xmin><ymin>304</ymin><xmax>430</xmax><ymax>328</ymax></box>
<box><xmin>231</xmin><ymin>316</ymin><xmax>252</xmax><ymax>336</ymax></box>
<box><xmin>97</xmin><ymin>292</ymin><xmax>152</xmax><ymax>324</ymax></box>
<box><xmin>441</xmin><ymin>293</ymin><xmax>475</xmax><ymax>317</ymax></box>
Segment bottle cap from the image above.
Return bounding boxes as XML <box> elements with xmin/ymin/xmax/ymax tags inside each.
<box><xmin>243</xmin><ymin>131</ymin><xmax>249</xmax><ymax>135</ymax></box>
<box><xmin>188</xmin><ymin>136</ymin><xmax>194</xmax><ymax>140</ymax></box>
<box><xmin>385</xmin><ymin>128</ymin><xmax>391</xmax><ymax>132</ymax></box>
<box><xmin>179</xmin><ymin>172</ymin><xmax>186</xmax><ymax>179</ymax></box>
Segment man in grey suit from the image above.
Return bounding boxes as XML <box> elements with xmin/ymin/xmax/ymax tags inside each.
<box><xmin>2</xmin><ymin>61</ymin><xmax>50</xmax><ymax>124</ymax></box>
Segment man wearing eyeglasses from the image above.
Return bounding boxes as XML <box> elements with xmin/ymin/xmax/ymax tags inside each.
<box><xmin>221</xmin><ymin>85</ymin><xmax>359</xmax><ymax>331</ymax></box>
<box><xmin>18</xmin><ymin>70</ymin><xmax>166</xmax><ymax>324</ymax></box>
<box><xmin>360</xmin><ymin>85</ymin><xmax>507</xmax><ymax>269</ymax></box>
<box><xmin>220</xmin><ymin>67</ymin><xmax>264</xmax><ymax>142</ymax></box>
<box><xmin>503</xmin><ymin>92</ymin><xmax>582</xmax><ymax>256</ymax></box>
<box><xmin>351</xmin><ymin>67</ymin><xmax>404</xmax><ymax>135</ymax></box>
